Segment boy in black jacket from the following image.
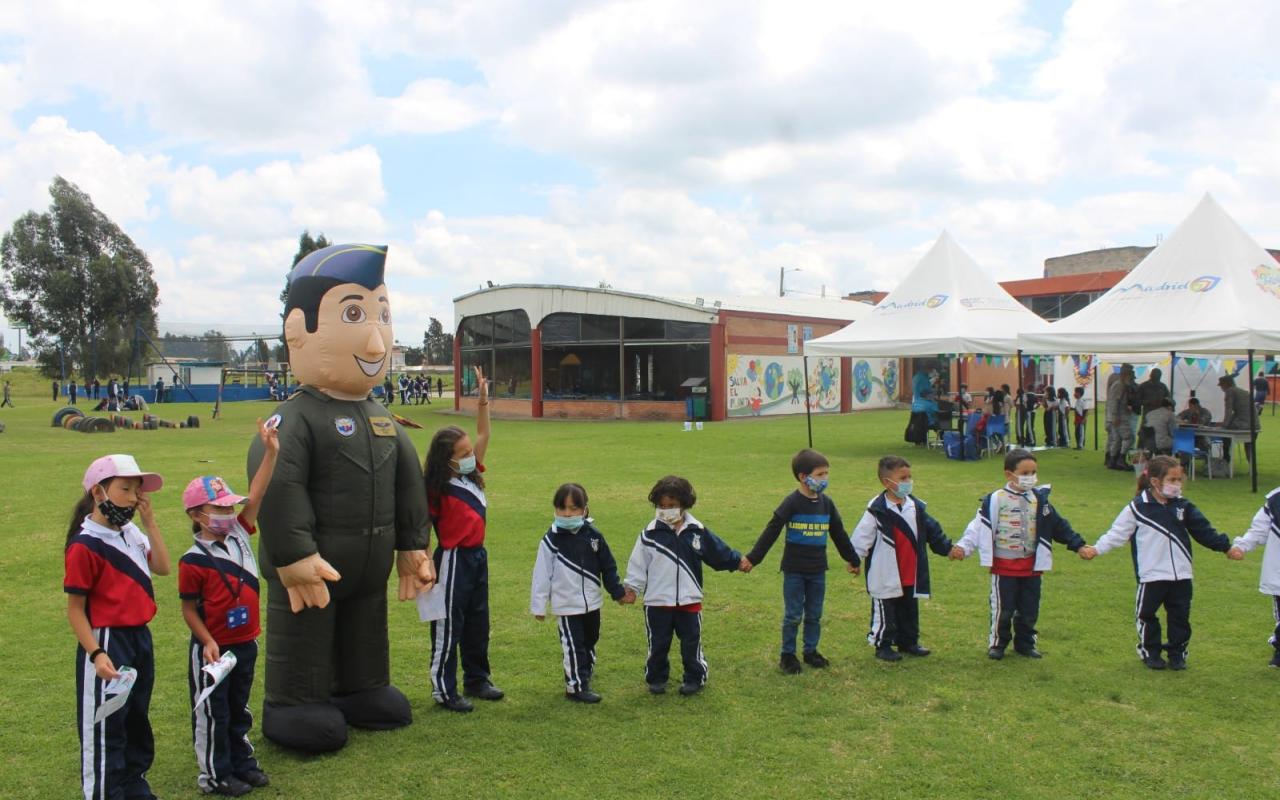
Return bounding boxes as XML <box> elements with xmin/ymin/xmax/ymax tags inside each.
<box><xmin>746</xmin><ymin>449</ymin><xmax>861</xmax><ymax>673</ymax></box>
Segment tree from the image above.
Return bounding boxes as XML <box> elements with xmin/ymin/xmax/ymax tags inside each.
<box><xmin>277</xmin><ymin>230</ymin><xmax>330</xmax><ymax>364</ymax></box>
<box><xmin>403</xmin><ymin>346</ymin><xmax>424</xmax><ymax>367</ymax></box>
<box><xmin>424</xmin><ymin>317</ymin><xmax>454</xmax><ymax>366</ymax></box>
<box><xmin>0</xmin><ymin>177</ymin><xmax>159</xmax><ymax>379</ymax></box>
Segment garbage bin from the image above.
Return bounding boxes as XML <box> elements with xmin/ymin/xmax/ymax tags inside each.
<box><xmin>680</xmin><ymin>378</ymin><xmax>708</xmax><ymax>421</ymax></box>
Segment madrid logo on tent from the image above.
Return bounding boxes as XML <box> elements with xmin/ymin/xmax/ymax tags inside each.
<box><xmin>1253</xmin><ymin>263</ymin><xmax>1280</xmax><ymax>300</ymax></box>
<box><xmin>1114</xmin><ymin>274</ymin><xmax>1221</xmax><ymax>297</ymax></box>
<box><xmin>875</xmin><ymin>294</ymin><xmax>948</xmax><ymax>313</ymax></box>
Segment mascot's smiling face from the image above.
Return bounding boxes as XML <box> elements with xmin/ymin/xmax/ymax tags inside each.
<box><xmin>286</xmin><ymin>281</ymin><xmax>394</xmax><ymax>398</ymax></box>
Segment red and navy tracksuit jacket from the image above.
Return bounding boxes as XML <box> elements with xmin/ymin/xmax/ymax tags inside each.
<box><xmin>64</xmin><ymin>516</ymin><xmax>158</xmax><ymax>800</ymax></box>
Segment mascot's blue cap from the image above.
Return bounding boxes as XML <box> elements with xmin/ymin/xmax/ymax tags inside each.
<box><xmin>288</xmin><ymin>244</ymin><xmax>387</xmax><ymax>289</ymax></box>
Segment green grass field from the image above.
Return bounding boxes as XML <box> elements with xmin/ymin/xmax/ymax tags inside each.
<box><xmin>3</xmin><ymin>378</ymin><xmax>1279</xmax><ymax>799</ymax></box>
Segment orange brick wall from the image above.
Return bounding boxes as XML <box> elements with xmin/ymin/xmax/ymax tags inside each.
<box><xmin>540</xmin><ymin>400</ymin><xmax>685</xmax><ymax>420</ymax></box>
<box><xmin>724</xmin><ymin>316</ymin><xmax>846</xmax><ymax>355</ymax></box>
<box><xmin>457</xmin><ymin>397</ymin><xmax>533</xmax><ymax>417</ymax></box>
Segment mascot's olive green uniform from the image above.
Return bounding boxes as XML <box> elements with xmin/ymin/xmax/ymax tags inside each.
<box><xmin>247</xmin><ymin>244</ymin><xmax>436</xmax><ymax>753</ymax></box>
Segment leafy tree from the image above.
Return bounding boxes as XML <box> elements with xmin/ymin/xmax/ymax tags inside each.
<box><xmin>424</xmin><ymin>317</ymin><xmax>454</xmax><ymax>366</ymax></box>
<box><xmin>0</xmin><ymin>177</ymin><xmax>159</xmax><ymax>379</ymax></box>
<box><xmin>277</xmin><ymin>230</ymin><xmax>330</xmax><ymax>364</ymax></box>
<box><xmin>403</xmin><ymin>346</ymin><xmax>424</xmax><ymax>367</ymax></box>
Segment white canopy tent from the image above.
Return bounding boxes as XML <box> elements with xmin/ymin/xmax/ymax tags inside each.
<box><xmin>1018</xmin><ymin>195</ymin><xmax>1280</xmax><ymax>491</ymax></box>
<box><xmin>805</xmin><ymin>232</ymin><xmax>1052</xmax><ymax>358</ymax></box>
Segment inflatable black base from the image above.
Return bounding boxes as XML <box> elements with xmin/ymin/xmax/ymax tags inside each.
<box><xmin>262</xmin><ymin>684</ymin><xmax>412</xmax><ymax>753</ymax></box>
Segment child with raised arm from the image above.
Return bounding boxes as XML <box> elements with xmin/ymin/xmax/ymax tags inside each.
<box><xmin>624</xmin><ymin>475</ymin><xmax>750</xmax><ymax>696</ymax></box>
<box><xmin>178</xmin><ymin>418</ymin><xmax>279</xmax><ymax>796</ymax></box>
<box><xmin>851</xmin><ymin>456</ymin><xmax>954</xmax><ymax>662</ymax></box>
<box><xmin>1079</xmin><ymin>455</ymin><xmax>1233</xmax><ymax>670</ymax></box>
<box><xmin>950</xmin><ymin>449</ymin><xmax>1086</xmax><ymax>659</ymax></box>
<box><xmin>745</xmin><ymin>448</ymin><xmax>859</xmax><ymax>674</ymax></box>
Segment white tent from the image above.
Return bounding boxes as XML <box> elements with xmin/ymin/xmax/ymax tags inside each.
<box><xmin>805</xmin><ymin>232</ymin><xmax>1051</xmax><ymax>357</ymax></box>
<box><xmin>1018</xmin><ymin>194</ymin><xmax>1280</xmax><ymax>355</ymax></box>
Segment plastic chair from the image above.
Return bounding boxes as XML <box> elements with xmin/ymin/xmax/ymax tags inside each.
<box><xmin>985</xmin><ymin>415</ymin><xmax>1008</xmax><ymax>456</ymax></box>
<box><xmin>1171</xmin><ymin>427</ymin><xmax>1210</xmax><ymax>479</ymax></box>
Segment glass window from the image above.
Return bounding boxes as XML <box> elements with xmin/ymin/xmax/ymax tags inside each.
<box><xmin>623</xmin><ymin>317</ymin><xmax>666</xmax><ymax>340</ymax></box>
<box><xmin>492</xmin><ymin>310</ymin><xmax>531</xmax><ymax>345</ymax></box>
<box><xmin>459</xmin><ymin>349</ymin><xmax>492</xmax><ymax>396</ymax></box>
<box><xmin>664</xmin><ymin>321</ymin><xmax>711</xmax><ymax>341</ymax></box>
<box><xmin>460</xmin><ymin>316</ymin><xmax>492</xmax><ymax>347</ymax></box>
<box><xmin>580</xmin><ymin>314</ymin><xmax>620</xmax><ymax>341</ymax></box>
<box><xmin>624</xmin><ymin>343</ymin><xmax>710</xmax><ymax>400</ymax></box>
<box><xmin>1058</xmin><ymin>293</ymin><xmax>1090</xmax><ymax>319</ymax></box>
<box><xmin>540</xmin><ymin>313</ymin><xmax>579</xmax><ymax>343</ymax></box>
<box><xmin>542</xmin><ymin>345</ymin><xmax>621</xmax><ymax>400</ymax></box>
<box><xmin>492</xmin><ymin>347</ymin><xmax>532</xmax><ymax>398</ymax></box>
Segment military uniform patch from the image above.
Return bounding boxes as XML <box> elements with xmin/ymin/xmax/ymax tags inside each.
<box><xmin>369</xmin><ymin>417</ymin><xmax>396</xmax><ymax>437</ymax></box>
<box><xmin>265</xmin><ymin>413</ymin><xmax>283</xmax><ymax>431</ymax></box>
<box><xmin>335</xmin><ymin>417</ymin><xmax>356</xmax><ymax>437</ymax></box>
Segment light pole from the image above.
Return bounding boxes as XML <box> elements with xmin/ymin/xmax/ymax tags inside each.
<box><xmin>14</xmin><ymin>325</ymin><xmax>24</xmax><ymax>361</ymax></box>
<box><xmin>779</xmin><ymin>267</ymin><xmax>803</xmax><ymax>297</ymax></box>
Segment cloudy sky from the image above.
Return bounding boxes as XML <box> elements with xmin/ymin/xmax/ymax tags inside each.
<box><xmin>1</xmin><ymin>0</ymin><xmax>1278</xmax><ymax>348</ymax></box>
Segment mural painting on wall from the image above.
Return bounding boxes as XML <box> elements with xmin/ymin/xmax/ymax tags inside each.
<box><xmin>727</xmin><ymin>355</ymin><xmax>896</xmax><ymax>417</ymax></box>
<box><xmin>854</xmin><ymin>359</ymin><xmax>897</xmax><ymax>406</ymax></box>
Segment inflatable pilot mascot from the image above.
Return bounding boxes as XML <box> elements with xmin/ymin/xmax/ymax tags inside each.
<box><xmin>248</xmin><ymin>244</ymin><xmax>435</xmax><ymax>752</ymax></box>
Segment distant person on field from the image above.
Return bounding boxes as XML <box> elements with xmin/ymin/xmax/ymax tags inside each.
<box><xmin>69</xmin><ymin>378</ymin><xmax>78</xmax><ymax>405</ymax></box>
<box><xmin>950</xmin><ymin>449</ymin><xmax>1086</xmax><ymax>659</ymax></box>
<box><xmin>850</xmin><ymin>455</ymin><xmax>954</xmax><ymax>662</ymax></box>
<box><xmin>1079</xmin><ymin>456</ymin><xmax>1232</xmax><ymax>670</ymax></box>
<box><xmin>53</xmin><ymin>378</ymin><xmax>60</xmax><ymax>402</ymax></box>
<box><xmin>1253</xmin><ymin>370</ymin><xmax>1269</xmax><ymax>415</ymax></box>
<box><xmin>154</xmin><ymin>377</ymin><xmax>164</xmax><ymax>404</ymax></box>
<box><xmin>744</xmin><ymin>449</ymin><xmax>860</xmax><ymax>675</ymax></box>
<box><xmin>1071</xmin><ymin>386</ymin><xmax>1088</xmax><ymax>450</ymax></box>
<box><xmin>437</xmin><ymin>376</ymin><xmax>444</xmax><ymax>398</ymax></box>
<box><xmin>1218</xmin><ymin>374</ymin><xmax>1259</xmax><ymax>463</ymax></box>
<box><xmin>1145</xmin><ymin>398</ymin><xmax>1177</xmax><ymax>455</ymax></box>
<box><xmin>1105</xmin><ymin>365</ymin><xmax>1137</xmax><ymax>471</ymax></box>
<box><xmin>2</xmin><ymin>379</ymin><xmax>13</xmax><ymax>407</ymax></box>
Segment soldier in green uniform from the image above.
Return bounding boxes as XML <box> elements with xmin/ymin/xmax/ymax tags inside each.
<box><xmin>247</xmin><ymin>244</ymin><xmax>436</xmax><ymax>753</ymax></box>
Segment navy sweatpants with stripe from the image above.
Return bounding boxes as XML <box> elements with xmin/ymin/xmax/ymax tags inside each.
<box><xmin>76</xmin><ymin>625</ymin><xmax>155</xmax><ymax>800</ymax></box>
<box><xmin>643</xmin><ymin>607</ymin><xmax>707</xmax><ymax>686</ymax></box>
<box><xmin>557</xmin><ymin>610</ymin><xmax>600</xmax><ymax>692</ymax></box>
<box><xmin>868</xmin><ymin>587</ymin><xmax>920</xmax><ymax>650</ymax></box>
<box><xmin>989</xmin><ymin>574</ymin><xmax>1041</xmax><ymax>652</ymax></box>
<box><xmin>429</xmin><ymin>546</ymin><xmax>492</xmax><ymax>702</ymax></box>
<box><xmin>1136</xmin><ymin>579</ymin><xmax>1193</xmax><ymax>660</ymax></box>
<box><xmin>189</xmin><ymin>639</ymin><xmax>259</xmax><ymax>791</ymax></box>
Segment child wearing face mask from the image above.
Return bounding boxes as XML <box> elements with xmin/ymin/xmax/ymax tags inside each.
<box><xmin>851</xmin><ymin>456</ymin><xmax>954</xmax><ymax>662</ymax></box>
<box><xmin>623</xmin><ymin>475</ymin><xmax>750</xmax><ymax>696</ymax></box>
<box><xmin>422</xmin><ymin>366</ymin><xmax>504</xmax><ymax>712</ymax></box>
<box><xmin>744</xmin><ymin>448</ymin><xmax>861</xmax><ymax>675</ymax></box>
<box><xmin>950</xmin><ymin>449</ymin><xmax>1086</xmax><ymax>660</ymax></box>
<box><xmin>529</xmin><ymin>483</ymin><xmax>629</xmax><ymax>703</ymax></box>
<box><xmin>1226</xmin><ymin>487</ymin><xmax>1280</xmax><ymax>668</ymax></box>
<box><xmin>177</xmin><ymin>418</ymin><xmax>278</xmax><ymax>796</ymax></box>
<box><xmin>65</xmin><ymin>454</ymin><xmax>170</xmax><ymax>800</ymax></box>
<box><xmin>1079</xmin><ymin>455</ymin><xmax>1233</xmax><ymax>670</ymax></box>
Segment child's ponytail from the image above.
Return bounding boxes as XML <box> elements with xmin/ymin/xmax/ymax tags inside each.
<box><xmin>65</xmin><ymin>490</ymin><xmax>97</xmax><ymax>549</ymax></box>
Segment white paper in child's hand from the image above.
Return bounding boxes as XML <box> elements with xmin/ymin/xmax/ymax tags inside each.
<box><xmin>194</xmin><ymin>652</ymin><xmax>239</xmax><ymax>707</ymax></box>
<box><xmin>417</xmin><ymin>582</ymin><xmax>447</xmax><ymax>622</ymax></box>
<box><xmin>94</xmin><ymin>667</ymin><xmax>138</xmax><ymax>723</ymax></box>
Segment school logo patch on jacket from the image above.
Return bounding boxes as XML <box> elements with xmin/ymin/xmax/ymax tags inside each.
<box><xmin>691</xmin><ymin>533</ymin><xmax>702</xmax><ymax>552</ymax></box>
<box><xmin>334</xmin><ymin>417</ymin><xmax>356</xmax><ymax>437</ymax></box>
<box><xmin>590</xmin><ymin>538</ymin><xmax>599</xmax><ymax>552</ymax></box>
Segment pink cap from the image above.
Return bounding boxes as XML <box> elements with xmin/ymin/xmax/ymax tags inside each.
<box><xmin>182</xmin><ymin>476</ymin><xmax>247</xmax><ymax>510</ymax></box>
<box><xmin>83</xmin><ymin>454</ymin><xmax>164</xmax><ymax>493</ymax></box>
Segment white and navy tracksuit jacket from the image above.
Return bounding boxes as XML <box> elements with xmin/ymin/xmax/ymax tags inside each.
<box><xmin>530</xmin><ymin>521</ymin><xmax>626</xmax><ymax>615</ymax></box>
<box><xmin>850</xmin><ymin>493</ymin><xmax>952</xmax><ymax>600</ymax></box>
<box><xmin>955</xmin><ymin>486</ymin><xmax>1086</xmax><ymax>571</ymax></box>
<box><xmin>530</xmin><ymin>521</ymin><xmax>625</xmax><ymax>691</ymax></box>
<box><xmin>1232</xmin><ymin>487</ymin><xmax>1280</xmax><ymax>649</ymax></box>
<box><xmin>623</xmin><ymin>513</ymin><xmax>742</xmax><ymax>607</ymax></box>
<box><xmin>624</xmin><ymin>514</ymin><xmax>742</xmax><ymax>686</ymax></box>
<box><xmin>1094</xmin><ymin>491</ymin><xmax>1232</xmax><ymax>582</ymax></box>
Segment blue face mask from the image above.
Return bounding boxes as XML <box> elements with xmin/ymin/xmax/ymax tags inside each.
<box><xmin>804</xmin><ymin>476</ymin><xmax>829</xmax><ymax>493</ymax></box>
<box><xmin>554</xmin><ymin>514</ymin><xmax>585</xmax><ymax>531</ymax></box>
<box><xmin>891</xmin><ymin>479</ymin><xmax>913</xmax><ymax>499</ymax></box>
<box><xmin>454</xmin><ymin>454</ymin><xmax>477</xmax><ymax>475</ymax></box>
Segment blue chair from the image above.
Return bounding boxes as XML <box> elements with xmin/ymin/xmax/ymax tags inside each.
<box><xmin>985</xmin><ymin>414</ymin><xmax>1008</xmax><ymax>456</ymax></box>
<box><xmin>1171</xmin><ymin>427</ymin><xmax>1209</xmax><ymax>479</ymax></box>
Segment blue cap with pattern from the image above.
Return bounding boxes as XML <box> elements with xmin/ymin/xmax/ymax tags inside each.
<box><xmin>288</xmin><ymin>244</ymin><xmax>387</xmax><ymax>290</ymax></box>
